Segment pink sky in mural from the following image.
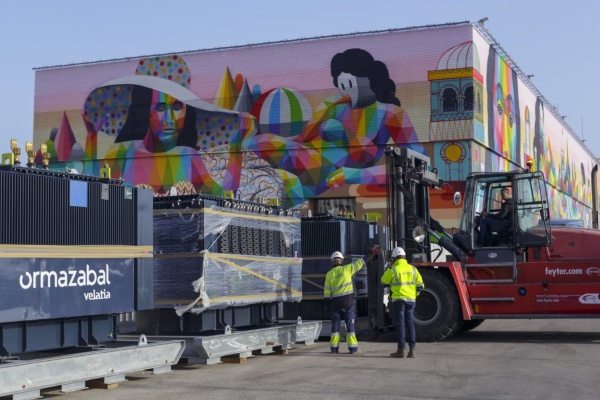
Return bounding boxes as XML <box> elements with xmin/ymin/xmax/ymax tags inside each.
<box><xmin>34</xmin><ymin>25</ymin><xmax>471</xmax><ymax>114</ymax></box>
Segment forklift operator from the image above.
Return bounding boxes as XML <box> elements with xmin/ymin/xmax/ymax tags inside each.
<box><xmin>477</xmin><ymin>187</ymin><xmax>513</xmax><ymax>246</ymax></box>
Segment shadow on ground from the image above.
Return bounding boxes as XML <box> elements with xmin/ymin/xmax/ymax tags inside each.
<box><xmin>355</xmin><ymin>328</ymin><xmax>600</xmax><ymax>344</ymax></box>
<box><xmin>445</xmin><ymin>329</ymin><xmax>600</xmax><ymax>344</ymax></box>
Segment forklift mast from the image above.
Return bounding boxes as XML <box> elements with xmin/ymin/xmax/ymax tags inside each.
<box><xmin>385</xmin><ymin>147</ymin><xmax>441</xmax><ymax>263</ymax></box>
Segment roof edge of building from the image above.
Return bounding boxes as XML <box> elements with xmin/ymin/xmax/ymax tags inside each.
<box><xmin>33</xmin><ymin>21</ymin><xmax>472</xmax><ymax>71</ymax></box>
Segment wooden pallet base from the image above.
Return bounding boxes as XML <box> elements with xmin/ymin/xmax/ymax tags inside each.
<box><xmin>222</xmin><ymin>356</ymin><xmax>248</xmax><ymax>364</ymax></box>
<box><xmin>85</xmin><ymin>379</ymin><xmax>120</xmax><ymax>390</ymax></box>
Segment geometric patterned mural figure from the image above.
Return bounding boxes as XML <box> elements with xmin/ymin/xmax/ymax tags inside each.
<box><xmin>487</xmin><ymin>51</ymin><xmax>519</xmax><ymax>171</ymax></box>
<box><xmin>32</xmin><ymin>24</ymin><xmax>599</xmax><ymax>227</ymax></box>
<box><xmin>245</xmin><ymin>48</ymin><xmax>425</xmax><ymax>205</ymax></box>
<box><xmin>82</xmin><ymin>56</ymin><xmax>283</xmax><ymax>199</ymax></box>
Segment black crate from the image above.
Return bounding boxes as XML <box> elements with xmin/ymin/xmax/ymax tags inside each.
<box><xmin>301</xmin><ymin>217</ymin><xmax>374</xmax><ymax>257</ymax></box>
<box><xmin>0</xmin><ymin>166</ymin><xmax>138</xmax><ymax>245</ymax></box>
<box><xmin>0</xmin><ymin>166</ymin><xmax>151</xmax><ymax>355</ymax></box>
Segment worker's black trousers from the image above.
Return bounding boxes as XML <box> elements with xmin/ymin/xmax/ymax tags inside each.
<box><xmin>330</xmin><ymin>305</ymin><xmax>358</xmax><ymax>353</ymax></box>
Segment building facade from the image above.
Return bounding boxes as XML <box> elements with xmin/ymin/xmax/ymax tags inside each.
<box><xmin>33</xmin><ymin>22</ymin><xmax>599</xmax><ymax>229</ymax></box>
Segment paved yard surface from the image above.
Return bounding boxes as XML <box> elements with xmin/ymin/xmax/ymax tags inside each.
<box><xmin>8</xmin><ymin>319</ymin><xmax>600</xmax><ymax>400</ymax></box>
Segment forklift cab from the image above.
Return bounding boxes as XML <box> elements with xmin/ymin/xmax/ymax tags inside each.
<box><xmin>454</xmin><ymin>170</ymin><xmax>552</xmax><ymax>252</ymax></box>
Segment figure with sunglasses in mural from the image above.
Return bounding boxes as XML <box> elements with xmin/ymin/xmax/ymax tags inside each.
<box><xmin>115</xmin><ymin>85</ymin><xmax>199</xmax><ymax>153</ymax></box>
<box><xmin>87</xmin><ymin>54</ymin><xmax>275</xmax><ymax>199</ymax></box>
<box><xmin>97</xmin><ymin>77</ymin><xmax>243</xmax><ymax>195</ymax></box>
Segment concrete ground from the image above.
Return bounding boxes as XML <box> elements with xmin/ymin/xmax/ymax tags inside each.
<box><xmin>14</xmin><ymin>319</ymin><xmax>600</xmax><ymax>400</ymax></box>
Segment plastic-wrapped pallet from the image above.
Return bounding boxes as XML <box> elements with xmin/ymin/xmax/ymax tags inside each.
<box><xmin>176</xmin><ymin>251</ymin><xmax>302</xmax><ymax>315</ymax></box>
<box><xmin>152</xmin><ymin>199</ymin><xmax>302</xmax><ymax>315</ymax></box>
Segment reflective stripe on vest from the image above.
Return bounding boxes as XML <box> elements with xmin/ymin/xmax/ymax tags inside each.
<box><xmin>391</xmin><ymin>265</ymin><xmax>419</xmax><ymax>301</ymax></box>
<box><xmin>325</xmin><ymin>259</ymin><xmax>365</xmax><ymax>298</ymax></box>
<box><xmin>330</xmin><ymin>281</ymin><xmax>353</xmax><ymax>297</ymax></box>
<box><xmin>391</xmin><ymin>265</ymin><xmax>418</xmax><ymax>286</ymax></box>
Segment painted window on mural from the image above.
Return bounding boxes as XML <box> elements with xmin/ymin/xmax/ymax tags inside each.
<box><xmin>464</xmin><ymin>86</ymin><xmax>474</xmax><ymax>111</ymax></box>
<box><xmin>442</xmin><ymin>88</ymin><xmax>458</xmax><ymax>112</ymax></box>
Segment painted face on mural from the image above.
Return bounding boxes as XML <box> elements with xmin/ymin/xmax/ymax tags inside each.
<box><xmin>494</xmin><ymin>83</ymin><xmax>515</xmax><ymax>159</ymax></box>
<box><xmin>149</xmin><ymin>91</ymin><xmax>186</xmax><ymax>144</ymax></box>
<box><xmin>335</xmin><ymin>72</ymin><xmax>376</xmax><ymax>108</ymax></box>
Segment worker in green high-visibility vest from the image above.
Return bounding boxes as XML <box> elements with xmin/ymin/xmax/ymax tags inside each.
<box><xmin>324</xmin><ymin>245</ymin><xmax>380</xmax><ymax>354</ymax></box>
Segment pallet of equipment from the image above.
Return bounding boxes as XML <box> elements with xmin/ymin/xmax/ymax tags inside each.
<box><xmin>193</xmin><ymin>319</ymin><xmax>321</xmax><ymax>365</ymax></box>
<box><xmin>0</xmin><ymin>335</ymin><xmax>185</xmax><ymax>400</ymax></box>
<box><xmin>123</xmin><ymin>319</ymin><xmax>321</xmax><ymax>366</ymax></box>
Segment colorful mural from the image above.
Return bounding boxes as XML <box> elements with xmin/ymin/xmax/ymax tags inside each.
<box><xmin>33</xmin><ymin>23</ymin><xmax>599</xmax><ymax>227</ymax></box>
<box><xmin>245</xmin><ymin>48</ymin><xmax>425</xmax><ymax>203</ymax></box>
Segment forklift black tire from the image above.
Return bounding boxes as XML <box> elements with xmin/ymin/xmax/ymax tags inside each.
<box><xmin>414</xmin><ymin>269</ymin><xmax>462</xmax><ymax>342</ymax></box>
<box><xmin>457</xmin><ymin>319</ymin><xmax>485</xmax><ymax>334</ymax></box>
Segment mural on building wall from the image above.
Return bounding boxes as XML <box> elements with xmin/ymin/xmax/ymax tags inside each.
<box><xmin>428</xmin><ymin>41</ymin><xmax>484</xmax><ymax>183</ymax></box>
<box><xmin>428</xmin><ymin>41</ymin><xmax>483</xmax><ymax>144</ymax></box>
<box><xmin>33</xmin><ymin>25</ymin><xmax>597</xmax><ymax>225</ymax></box>
<box><xmin>79</xmin><ymin>57</ymin><xmax>281</xmax><ymax>200</ymax></box>
<box><xmin>36</xmin><ymin>44</ymin><xmax>435</xmax><ymax>208</ymax></box>
<box><xmin>527</xmin><ymin>80</ymin><xmax>593</xmax><ymax>223</ymax></box>
<box><xmin>476</xmin><ymin>42</ymin><xmax>594</xmax><ymax>225</ymax></box>
<box><xmin>245</xmin><ymin>48</ymin><xmax>425</xmax><ymax>202</ymax></box>
<box><xmin>434</xmin><ymin>141</ymin><xmax>470</xmax><ymax>181</ymax></box>
<box><xmin>490</xmin><ymin>54</ymin><xmax>519</xmax><ymax>166</ymax></box>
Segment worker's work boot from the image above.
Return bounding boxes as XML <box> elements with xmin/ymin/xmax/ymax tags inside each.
<box><xmin>390</xmin><ymin>347</ymin><xmax>405</xmax><ymax>358</ymax></box>
<box><xmin>407</xmin><ymin>348</ymin><xmax>415</xmax><ymax>358</ymax></box>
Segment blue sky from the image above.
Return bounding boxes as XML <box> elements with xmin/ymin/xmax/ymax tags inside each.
<box><xmin>1</xmin><ymin>0</ymin><xmax>597</xmax><ymax>160</ymax></box>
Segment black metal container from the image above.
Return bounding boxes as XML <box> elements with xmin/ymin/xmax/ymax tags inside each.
<box><xmin>286</xmin><ymin>216</ymin><xmax>385</xmax><ymax>321</ymax></box>
<box><xmin>0</xmin><ymin>166</ymin><xmax>153</xmax><ymax>355</ymax></box>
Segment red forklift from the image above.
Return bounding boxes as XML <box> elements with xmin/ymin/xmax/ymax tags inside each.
<box><xmin>374</xmin><ymin>146</ymin><xmax>600</xmax><ymax>341</ymax></box>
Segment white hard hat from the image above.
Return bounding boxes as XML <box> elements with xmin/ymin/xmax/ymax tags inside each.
<box><xmin>331</xmin><ymin>251</ymin><xmax>344</xmax><ymax>260</ymax></box>
<box><xmin>391</xmin><ymin>247</ymin><xmax>406</xmax><ymax>257</ymax></box>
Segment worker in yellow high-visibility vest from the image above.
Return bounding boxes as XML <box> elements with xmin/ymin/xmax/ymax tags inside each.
<box><xmin>381</xmin><ymin>246</ymin><xmax>424</xmax><ymax>358</ymax></box>
<box><xmin>324</xmin><ymin>245</ymin><xmax>380</xmax><ymax>354</ymax></box>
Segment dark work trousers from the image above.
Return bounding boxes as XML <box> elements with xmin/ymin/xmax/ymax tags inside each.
<box><xmin>478</xmin><ymin>217</ymin><xmax>510</xmax><ymax>245</ymax></box>
<box><xmin>393</xmin><ymin>300</ymin><xmax>416</xmax><ymax>350</ymax></box>
<box><xmin>330</xmin><ymin>305</ymin><xmax>358</xmax><ymax>353</ymax></box>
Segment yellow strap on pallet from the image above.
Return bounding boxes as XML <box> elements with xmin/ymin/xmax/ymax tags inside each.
<box><xmin>0</xmin><ymin>244</ymin><xmax>153</xmax><ymax>258</ymax></box>
<box><xmin>206</xmin><ymin>252</ymin><xmax>302</xmax><ymax>296</ymax></box>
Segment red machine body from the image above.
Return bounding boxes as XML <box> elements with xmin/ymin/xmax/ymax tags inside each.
<box><xmin>383</xmin><ymin>147</ymin><xmax>600</xmax><ymax>341</ymax></box>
